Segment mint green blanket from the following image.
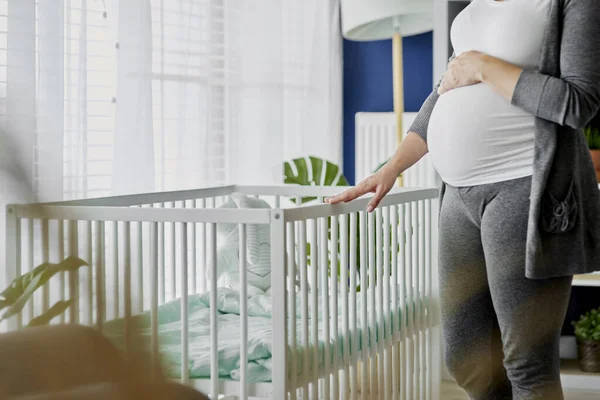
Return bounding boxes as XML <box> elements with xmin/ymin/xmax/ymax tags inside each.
<box><xmin>104</xmin><ymin>287</ymin><xmax>421</xmax><ymax>382</ymax></box>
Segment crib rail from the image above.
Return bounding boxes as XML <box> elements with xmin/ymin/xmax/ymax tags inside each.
<box><xmin>39</xmin><ymin>185</ymin><xmax>424</xmax><ymax>208</ymax></box>
<box><xmin>4</xmin><ymin>186</ymin><xmax>439</xmax><ymax>400</ymax></box>
<box><xmin>278</xmin><ymin>194</ymin><xmax>437</xmax><ymax>399</ymax></box>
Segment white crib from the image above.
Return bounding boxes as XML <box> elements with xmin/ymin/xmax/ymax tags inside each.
<box><xmin>5</xmin><ymin>185</ymin><xmax>440</xmax><ymax>400</ymax></box>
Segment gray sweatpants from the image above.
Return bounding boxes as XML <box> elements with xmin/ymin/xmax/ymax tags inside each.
<box><xmin>439</xmin><ymin>176</ymin><xmax>573</xmax><ymax>400</ymax></box>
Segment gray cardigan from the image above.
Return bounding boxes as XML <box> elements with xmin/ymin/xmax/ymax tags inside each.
<box><xmin>409</xmin><ymin>0</ymin><xmax>600</xmax><ymax>279</ymax></box>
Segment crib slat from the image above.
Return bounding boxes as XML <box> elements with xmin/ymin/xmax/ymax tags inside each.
<box><xmin>391</xmin><ymin>205</ymin><xmax>399</xmax><ymax>399</ymax></box>
<box><xmin>368</xmin><ymin>211</ymin><xmax>377</xmax><ymax>395</ymax></box>
<box><xmin>349</xmin><ymin>212</ymin><xmax>358</xmax><ymax>400</ymax></box>
<box><xmin>286</xmin><ymin>222</ymin><xmax>297</xmax><ymax>400</ymax></box>
<box><xmin>27</xmin><ymin>219</ymin><xmax>34</xmax><ymax>322</ymax></box>
<box><xmin>419</xmin><ymin>200</ymin><xmax>427</xmax><ymax>400</ymax></box>
<box><xmin>208</xmin><ymin>222</ymin><xmax>218</xmax><ymax>399</ymax></box>
<box><xmin>406</xmin><ymin>203</ymin><xmax>414</xmax><ymax>400</ymax></box>
<box><xmin>150</xmin><ymin>222</ymin><xmax>160</xmax><ymax>377</ymax></box>
<box><xmin>340</xmin><ymin>214</ymin><xmax>351</xmax><ymax>400</ymax></box>
<box><xmin>14</xmin><ymin>218</ymin><xmax>22</xmax><ymax>329</ymax></box>
<box><xmin>375</xmin><ymin>208</ymin><xmax>384</xmax><ymax>398</ymax></box>
<box><xmin>319</xmin><ymin>217</ymin><xmax>330</xmax><ymax>398</ymax></box>
<box><xmin>112</xmin><ymin>222</ymin><xmax>119</xmax><ymax>318</ymax></box>
<box><xmin>181</xmin><ymin>222</ymin><xmax>189</xmax><ymax>384</ymax></box>
<box><xmin>383</xmin><ymin>206</ymin><xmax>391</xmax><ymax>400</ymax></box>
<box><xmin>412</xmin><ymin>202</ymin><xmax>420</xmax><ymax>400</ymax></box>
<box><xmin>191</xmin><ymin>201</ymin><xmax>197</xmax><ymax>294</ymax></box>
<box><xmin>309</xmin><ymin>219</ymin><xmax>319</xmax><ymax>400</ymax></box>
<box><xmin>58</xmin><ymin>220</ymin><xmax>65</xmax><ymax>323</ymax></box>
<box><xmin>298</xmin><ymin>220</ymin><xmax>309</xmax><ymax>398</ymax></box>
<box><xmin>359</xmin><ymin>211</ymin><xmax>368</xmax><ymax>400</ymax></box>
<box><xmin>199</xmin><ymin>199</ymin><xmax>206</xmax><ymax>293</ymax></box>
<box><xmin>271</xmin><ymin>212</ymin><xmax>288</xmax><ymax>400</ymax></box>
<box><xmin>123</xmin><ymin>221</ymin><xmax>132</xmax><ymax>355</ymax></box>
<box><xmin>400</xmin><ymin>204</ymin><xmax>407</xmax><ymax>400</ymax></box>
<box><xmin>95</xmin><ymin>221</ymin><xmax>105</xmax><ymax>332</ymax></box>
<box><xmin>86</xmin><ymin>221</ymin><xmax>93</xmax><ymax>325</ymax></box>
<box><xmin>68</xmin><ymin>220</ymin><xmax>79</xmax><ymax>324</ymax></box>
<box><xmin>159</xmin><ymin>203</ymin><xmax>166</xmax><ymax>304</ymax></box>
<box><xmin>41</xmin><ymin>219</ymin><xmax>50</xmax><ymax>313</ymax></box>
<box><xmin>137</xmin><ymin>218</ymin><xmax>144</xmax><ymax>313</ymax></box>
<box><xmin>330</xmin><ymin>215</ymin><xmax>340</xmax><ymax>400</ymax></box>
<box><xmin>239</xmin><ymin>224</ymin><xmax>248</xmax><ymax>400</ymax></box>
<box><xmin>170</xmin><ymin>202</ymin><xmax>176</xmax><ymax>300</ymax></box>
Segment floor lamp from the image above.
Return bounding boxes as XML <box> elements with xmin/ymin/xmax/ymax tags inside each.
<box><xmin>341</xmin><ymin>0</ymin><xmax>433</xmax><ymax>186</ymax></box>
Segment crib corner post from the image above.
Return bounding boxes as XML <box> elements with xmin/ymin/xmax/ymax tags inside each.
<box><xmin>270</xmin><ymin>209</ymin><xmax>288</xmax><ymax>398</ymax></box>
<box><xmin>5</xmin><ymin>205</ymin><xmax>19</xmax><ymax>331</ymax></box>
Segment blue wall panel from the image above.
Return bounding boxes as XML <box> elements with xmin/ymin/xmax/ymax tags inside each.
<box><xmin>343</xmin><ymin>32</ymin><xmax>433</xmax><ymax>184</ymax></box>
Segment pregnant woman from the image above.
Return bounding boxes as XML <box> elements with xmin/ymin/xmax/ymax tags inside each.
<box><xmin>327</xmin><ymin>0</ymin><xmax>600</xmax><ymax>399</ymax></box>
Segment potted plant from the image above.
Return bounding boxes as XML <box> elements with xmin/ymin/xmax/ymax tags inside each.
<box><xmin>572</xmin><ymin>306</ymin><xmax>600</xmax><ymax>373</ymax></box>
<box><xmin>585</xmin><ymin>123</ymin><xmax>600</xmax><ymax>182</ymax></box>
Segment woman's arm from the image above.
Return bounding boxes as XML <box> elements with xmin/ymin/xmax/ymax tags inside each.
<box><xmin>325</xmin><ymin>132</ymin><xmax>427</xmax><ymax>210</ymax></box>
<box><xmin>440</xmin><ymin>0</ymin><xmax>600</xmax><ymax>129</ymax></box>
<box><xmin>385</xmin><ymin>132</ymin><xmax>429</xmax><ymax>176</ymax></box>
<box><xmin>511</xmin><ymin>0</ymin><xmax>600</xmax><ymax>129</ymax></box>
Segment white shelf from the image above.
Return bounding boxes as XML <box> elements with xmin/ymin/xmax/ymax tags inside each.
<box><xmin>561</xmin><ymin>359</ymin><xmax>600</xmax><ymax>391</ymax></box>
<box><xmin>573</xmin><ymin>273</ymin><xmax>600</xmax><ymax>287</ymax></box>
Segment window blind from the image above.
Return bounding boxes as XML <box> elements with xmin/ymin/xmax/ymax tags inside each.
<box><xmin>62</xmin><ymin>0</ymin><xmax>117</xmax><ymax>200</ymax></box>
<box><xmin>0</xmin><ymin>0</ymin><xmax>6</xmax><ymax>122</ymax></box>
<box><xmin>150</xmin><ymin>0</ymin><xmax>227</xmax><ymax>191</ymax></box>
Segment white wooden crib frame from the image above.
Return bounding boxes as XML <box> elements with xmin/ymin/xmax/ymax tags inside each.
<box><xmin>5</xmin><ymin>185</ymin><xmax>441</xmax><ymax>400</ymax></box>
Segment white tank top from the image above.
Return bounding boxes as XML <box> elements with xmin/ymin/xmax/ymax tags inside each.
<box><xmin>427</xmin><ymin>0</ymin><xmax>551</xmax><ymax>187</ymax></box>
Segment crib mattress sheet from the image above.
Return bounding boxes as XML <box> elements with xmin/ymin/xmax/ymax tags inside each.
<box><xmin>103</xmin><ymin>287</ymin><xmax>423</xmax><ymax>383</ymax></box>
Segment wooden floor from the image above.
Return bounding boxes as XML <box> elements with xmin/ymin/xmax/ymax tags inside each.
<box><xmin>441</xmin><ymin>381</ymin><xmax>600</xmax><ymax>400</ymax></box>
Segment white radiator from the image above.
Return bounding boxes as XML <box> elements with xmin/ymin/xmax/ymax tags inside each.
<box><xmin>354</xmin><ymin>112</ymin><xmax>439</xmax><ymax>188</ymax></box>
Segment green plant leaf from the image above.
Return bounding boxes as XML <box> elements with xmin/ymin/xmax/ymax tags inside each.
<box><xmin>0</xmin><ymin>273</ymin><xmax>44</xmax><ymax>321</ymax></box>
<box><xmin>0</xmin><ymin>262</ymin><xmax>51</xmax><ymax>310</ymax></box>
<box><xmin>585</xmin><ymin>125</ymin><xmax>600</xmax><ymax>150</ymax></box>
<box><xmin>284</xmin><ymin>156</ymin><xmax>350</xmax><ymax>204</ymax></box>
<box><xmin>572</xmin><ymin>306</ymin><xmax>600</xmax><ymax>341</ymax></box>
<box><xmin>27</xmin><ymin>300</ymin><xmax>74</xmax><ymax>327</ymax></box>
<box><xmin>0</xmin><ymin>257</ymin><xmax>87</xmax><ymax>317</ymax></box>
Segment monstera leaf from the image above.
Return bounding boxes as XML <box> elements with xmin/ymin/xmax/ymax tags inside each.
<box><xmin>284</xmin><ymin>156</ymin><xmax>349</xmax><ymax>204</ymax></box>
<box><xmin>0</xmin><ymin>256</ymin><xmax>88</xmax><ymax>324</ymax></box>
<box><xmin>27</xmin><ymin>300</ymin><xmax>74</xmax><ymax>327</ymax></box>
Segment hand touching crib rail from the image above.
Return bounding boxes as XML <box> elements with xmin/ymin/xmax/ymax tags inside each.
<box><xmin>326</xmin><ymin>132</ymin><xmax>428</xmax><ymax>212</ymax></box>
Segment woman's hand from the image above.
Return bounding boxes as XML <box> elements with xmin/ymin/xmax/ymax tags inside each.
<box><xmin>325</xmin><ymin>165</ymin><xmax>399</xmax><ymax>213</ymax></box>
<box><xmin>438</xmin><ymin>51</ymin><xmax>488</xmax><ymax>95</ymax></box>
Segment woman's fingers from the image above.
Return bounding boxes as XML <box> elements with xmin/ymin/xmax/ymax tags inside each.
<box><xmin>366</xmin><ymin>185</ymin><xmax>387</xmax><ymax>213</ymax></box>
<box><xmin>438</xmin><ymin>80</ymin><xmax>448</xmax><ymax>95</ymax></box>
<box><xmin>438</xmin><ymin>72</ymin><xmax>453</xmax><ymax>95</ymax></box>
<box><xmin>325</xmin><ymin>184</ymin><xmax>369</xmax><ymax>204</ymax></box>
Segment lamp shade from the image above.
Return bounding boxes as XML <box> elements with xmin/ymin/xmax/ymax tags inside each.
<box><xmin>341</xmin><ymin>0</ymin><xmax>433</xmax><ymax>41</ymax></box>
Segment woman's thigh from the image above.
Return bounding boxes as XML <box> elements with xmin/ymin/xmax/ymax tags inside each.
<box><xmin>439</xmin><ymin>186</ymin><xmax>506</xmax><ymax>388</ymax></box>
<box><xmin>481</xmin><ymin>179</ymin><xmax>572</xmax><ymax>395</ymax></box>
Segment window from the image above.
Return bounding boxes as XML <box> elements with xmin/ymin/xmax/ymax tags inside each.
<box><xmin>0</xmin><ymin>0</ymin><xmax>6</xmax><ymax>123</ymax></box>
<box><xmin>150</xmin><ymin>0</ymin><xmax>227</xmax><ymax>191</ymax></box>
<box><xmin>61</xmin><ymin>0</ymin><xmax>118</xmax><ymax>199</ymax></box>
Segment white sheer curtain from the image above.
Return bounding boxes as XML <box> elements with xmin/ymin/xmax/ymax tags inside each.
<box><xmin>112</xmin><ymin>0</ymin><xmax>343</xmax><ymax>191</ymax></box>
<box><xmin>0</xmin><ymin>0</ymin><xmax>342</xmax><ymax>273</ymax></box>
<box><xmin>227</xmin><ymin>0</ymin><xmax>343</xmax><ymax>184</ymax></box>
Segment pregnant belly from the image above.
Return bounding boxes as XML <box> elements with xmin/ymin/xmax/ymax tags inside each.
<box><xmin>427</xmin><ymin>83</ymin><xmax>535</xmax><ymax>186</ymax></box>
